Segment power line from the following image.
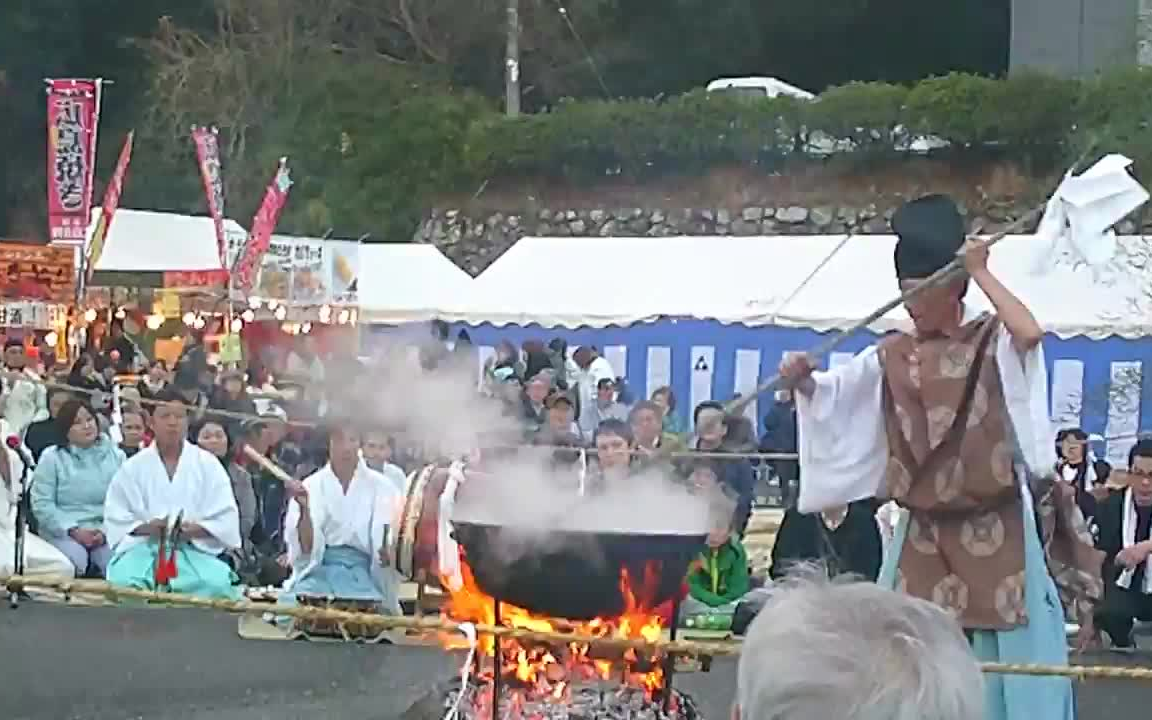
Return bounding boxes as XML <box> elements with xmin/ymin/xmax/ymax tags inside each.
<box><xmin>550</xmin><ymin>2</ymin><xmax>611</xmax><ymax>98</ymax></box>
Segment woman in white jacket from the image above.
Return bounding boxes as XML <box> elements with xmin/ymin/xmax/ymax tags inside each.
<box><xmin>0</xmin><ymin>418</ymin><xmax>72</xmax><ymax>578</ymax></box>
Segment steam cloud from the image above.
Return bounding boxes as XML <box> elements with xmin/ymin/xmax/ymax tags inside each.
<box><xmin>323</xmin><ymin>339</ymin><xmax>713</xmax><ymax>543</ymax></box>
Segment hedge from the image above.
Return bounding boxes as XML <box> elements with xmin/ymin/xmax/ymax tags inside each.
<box><xmin>458</xmin><ymin>68</ymin><xmax>1152</xmax><ymax>185</ymax></box>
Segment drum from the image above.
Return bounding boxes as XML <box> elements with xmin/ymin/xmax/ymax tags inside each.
<box><xmin>391</xmin><ymin>464</ymin><xmax>451</xmax><ymax>583</ymax></box>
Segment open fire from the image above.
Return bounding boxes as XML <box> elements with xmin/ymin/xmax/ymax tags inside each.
<box><xmin>437</xmin><ymin>558</ymin><xmax>699</xmax><ymax>720</ymax></box>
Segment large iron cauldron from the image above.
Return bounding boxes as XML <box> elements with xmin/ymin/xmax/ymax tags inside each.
<box><xmin>451</xmin><ymin>520</ymin><xmax>706</xmax><ymax>620</ymax></box>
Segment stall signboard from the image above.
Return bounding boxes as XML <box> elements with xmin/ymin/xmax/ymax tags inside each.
<box><xmin>330</xmin><ymin>240</ymin><xmax>359</xmax><ymax>305</ymax></box>
<box><xmin>0</xmin><ymin>301</ymin><xmax>67</xmax><ymax>329</ymax></box>
<box><xmin>290</xmin><ymin>238</ymin><xmax>327</xmax><ymax>305</ymax></box>
<box><xmin>254</xmin><ymin>236</ymin><xmax>293</xmax><ymax>302</ymax></box>
<box><xmin>0</xmin><ymin>243</ymin><xmax>76</xmax><ymax>302</ymax></box>
<box><xmin>250</xmin><ymin>236</ymin><xmax>360</xmax><ymax>307</ymax></box>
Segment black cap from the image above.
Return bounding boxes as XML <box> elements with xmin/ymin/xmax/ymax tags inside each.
<box><xmin>892</xmin><ymin>194</ymin><xmax>966</xmax><ymax>279</ymax></box>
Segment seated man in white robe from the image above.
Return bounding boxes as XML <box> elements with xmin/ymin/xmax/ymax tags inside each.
<box><xmin>0</xmin><ymin>419</ymin><xmax>73</xmax><ymax>578</ymax></box>
<box><xmin>281</xmin><ymin>419</ymin><xmax>402</xmax><ymax>615</ymax></box>
<box><xmin>103</xmin><ymin>390</ymin><xmax>241</xmax><ymax>599</ymax></box>
<box><xmin>778</xmin><ymin>195</ymin><xmax>1102</xmax><ymax>720</ymax></box>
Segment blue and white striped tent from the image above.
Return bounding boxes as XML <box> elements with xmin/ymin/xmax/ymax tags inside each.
<box><xmin>363</xmin><ymin>234</ymin><xmax>1152</xmax><ymax>466</ymax></box>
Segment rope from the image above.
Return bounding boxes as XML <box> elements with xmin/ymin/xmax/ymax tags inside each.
<box><xmin>4</xmin><ymin>575</ymin><xmax>1151</xmax><ymax>682</ymax></box>
<box><xmin>0</xmin><ymin>368</ymin><xmax>802</xmax><ymax>460</ymax></box>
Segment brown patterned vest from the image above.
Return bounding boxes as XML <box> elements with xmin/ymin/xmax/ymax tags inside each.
<box><xmin>880</xmin><ymin>314</ymin><xmax>1028</xmax><ymax>630</ymax></box>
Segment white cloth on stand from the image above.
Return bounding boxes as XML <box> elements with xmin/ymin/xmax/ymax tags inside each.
<box><xmin>437</xmin><ymin>462</ymin><xmax>466</xmax><ymax>592</ymax></box>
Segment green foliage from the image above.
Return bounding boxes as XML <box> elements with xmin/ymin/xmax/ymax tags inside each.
<box><xmin>252</xmin><ymin>61</ymin><xmax>495</xmax><ymax>240</ymax></box>
<box><xmin>806</xmin><ymin>82</ymin><xmax>908</xmax><ymax>150</ymax></box>
<box><xmin>464</xmin><ymin>69</ymin><xmax>1152</xmax><ymax>188</ymax></box>
<box><xmin>123</xmin><ymin>67</ymin><xmax>1152</xmax><ymax>241</ymax></box>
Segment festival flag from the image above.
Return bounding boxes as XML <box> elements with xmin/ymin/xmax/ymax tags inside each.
<box><xmin>233</xmin><ymin>158</ymin><xmax>292</xmax><ymax>292</ymax></box>
<box><xmin>191</xmin><ymin>125</ymin><xmax>227</xmax><ymax>268</ymax></box>
<box><xmin>85</xmin><ymin>130</ymin><xmax>135</xmax><ymax>285</ymax></box>
<box><xmin>46</xmin><ymin>79</ymin><xmax>102</xmax><ymax>245</ymax></box>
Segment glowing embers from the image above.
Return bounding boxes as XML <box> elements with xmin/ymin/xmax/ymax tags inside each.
<box><xmin>441</xmin><ymin>679</ymin><xmax>700</xmax><ymax>720</ymax></box>
<box><xmin>437</xmin><ymin>558</ymin><xmax>695</xmax><ymax>720</ymax></box>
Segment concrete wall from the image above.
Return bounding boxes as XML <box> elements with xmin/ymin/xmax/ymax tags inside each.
<box><xmin>1011</xmin><ymin>0</ymin><xmax>1139</xmax><ymax>75</ymax></box>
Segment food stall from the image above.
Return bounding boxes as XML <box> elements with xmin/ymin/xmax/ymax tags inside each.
<box><xmin>0</xmin><ymin>242</ymin><xmax>74</xmax><ymax>367</ymax></box>
<box><xmin>232</xmin><ymin>234</ymin><xmax>362</xmax><ymax>367</ymax></box>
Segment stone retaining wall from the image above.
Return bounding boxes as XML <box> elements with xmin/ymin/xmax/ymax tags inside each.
<box><xmin>416</xmin><ymin>203</ymin><xmax>1149</xmax><ymax>275</ymax></box>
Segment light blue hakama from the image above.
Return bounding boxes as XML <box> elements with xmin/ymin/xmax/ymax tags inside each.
<box><xmin>879</xmin><ymin>502</ymin><xmax>1074</xmax><ymax>720</ymax></box>
<box><xmin>279</xmin><ymin>546</ymin><xmax>384</xmax><ymax>605</ymax></box>
<box><xmin>106</xmin><ymin>540</ymin><xmax>241</xmax><ymax>600</ymax></box>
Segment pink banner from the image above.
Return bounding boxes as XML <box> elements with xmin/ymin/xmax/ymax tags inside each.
<box><xmin>192</xmin><ymin>126</ymin><xmax>227</xmax><ymax>268</ymax></box>
<box><xmin>85</xmin><ymin>130</ymin><xmax>134</xmax><ymax>285</ymax></box>
<box><xmin>234</xmin><ymin>158</ymin><xmax>292</xmax><ymax>292</ymax></box>
<box><xmin>46</xmin><ymin>79</ymin><xmax>100</xmax><ymax>245</ymax></box>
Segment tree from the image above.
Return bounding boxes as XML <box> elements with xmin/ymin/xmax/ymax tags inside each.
<box><xmin>136</xmin><ymin>0</ymin><xmax>496</xmax><ymax>238</ymax></box>
<box><xmin>0</xmin><ymin>0</ymin><xmax>213</xmax><ymax>236</ymax></box>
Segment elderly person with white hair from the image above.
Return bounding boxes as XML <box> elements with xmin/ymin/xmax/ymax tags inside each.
<box><xmin>736</xmin><ymin>571</ymin><xmax>984</xmax><ymax>720</ymax></box>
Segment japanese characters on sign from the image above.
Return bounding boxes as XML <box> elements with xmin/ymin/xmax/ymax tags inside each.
<box><xmin>192</xmin><ymin>126</ymin><xmax>228</xmax><ymax>267</ymax></box>
<box><xmin>0</xmin><ymin>243</ymin><xmax>76</xmax><ymax>303</ymax></box>
<box><xmin>233</xmin><ymin>158</ymin><xmax>292</xmax><ymax>292</ymax></box>
<box><xmin>46</xmin><ymin>79</ymin><xmax>100</xmax><ymax>245</ymax></box>
<box><xmin>255</xmin><ymin>237</ymin><xmax>294</xmax><ymax>302</ymax></box>
<box><xmin>290</xmin><ymin>239</ymin><xmax>326</xmax><ymax>304</ymax></box>
<box><xmin>247</xmin><ymin>237</ymin><xmax>359</xmax><ymax>307</ymax></box>
<box><xmin>0</xmin><ymin>302</ymin><xmax>66</xmax><ymax>329</ymax></box>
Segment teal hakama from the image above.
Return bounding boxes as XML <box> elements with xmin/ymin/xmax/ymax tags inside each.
<box><xmin>106</xmin><ymin>539</ymin><xmax>240</xmax><ymax>600</ymax></box>
<box><xmin>880</xmin><ymin>491</ymin><xmax>1074</xmax><ymax>720</ymax></box>
<box><xmin>279</xmin><ymin>546</ymin><xmax>382</xmax><ymax>604</ymax></box>
<box><xmin>102</xmin><ymin>443</ymin><xmax>244</xmax><ymax>601</ymax></box>
<box><xmin>280</xmin><ymin>462</ymin><xmax>403</xmax><ymax>616</ymax></box>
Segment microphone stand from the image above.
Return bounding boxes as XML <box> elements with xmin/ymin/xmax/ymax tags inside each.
<box><xmin>9</xmin><ymin>456</ymin><xmax>31</xmax><ymax>608</ymax></box>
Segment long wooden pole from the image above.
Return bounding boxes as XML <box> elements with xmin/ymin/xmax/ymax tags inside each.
<box><xmin>723</xmin><ymin>203</ymin><xmax>1047</xmax><ymax>417</ymax></box>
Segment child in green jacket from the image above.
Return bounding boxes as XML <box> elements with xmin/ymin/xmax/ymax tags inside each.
<box><xmin>687</xmin><ymin>525</ymin><xmax>751</xmax><ymax>608</ymax></box>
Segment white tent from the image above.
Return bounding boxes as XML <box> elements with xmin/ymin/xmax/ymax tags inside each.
<box><xmin>87</xmin><ymin>208</ymin><xmax>243</xmax><ymax>275</ymax></box>
<box><xmin>438</xmin><ymin>235</ymin><xmax>835</xmax><ymax>327</ymax></box>
<box><xmin>773</xmin><ymin>234</ymin><xmax>1152</xmax><ymax>340</ymax></box>
<box><xmin>358</xmin><ymin>243</ymin><xmax>475</xmax><ymax>324</ymax></box>
<box><xmin>442</xmin><ymin>234</ymin><xmax>1152</xmax><ymax>339</ymax></box>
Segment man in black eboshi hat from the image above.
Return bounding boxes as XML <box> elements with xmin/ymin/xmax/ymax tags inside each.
<box><xmin>776</xmin><ymin>194</ymin><xmax>1103</xmax><ymax>720</ymax></box>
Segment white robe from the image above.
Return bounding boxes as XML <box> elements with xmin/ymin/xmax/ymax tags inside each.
<box><xmin>0</xmin><ymin>421</ymin><xmax>72</xmax><ymax>577</ymax></box>
<box><xmin>795</xmin><ymin>306</ymin><xmax>1055</xmax><ymax>513</ymax></box>
<box><xmin>104</xmin><ymin>442</ymin><xmax>241</xmax><ymax>557</ymax></box>
<box><xmin>284</xmin><ymin>461</ymin><xmax>401</xmax><ymax>611</ymax></box>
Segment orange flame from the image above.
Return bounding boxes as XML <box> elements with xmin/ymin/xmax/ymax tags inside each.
<box><xmin>441</xmin><ymin>556</ymin><xmax>674</xmax><ymax>701</ymax></box>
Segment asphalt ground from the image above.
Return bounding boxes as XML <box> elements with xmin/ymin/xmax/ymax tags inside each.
<box><xmin>1</xmin><ymin>604</ymin><xmax>1150</xmax><ymax>719</ymax></box>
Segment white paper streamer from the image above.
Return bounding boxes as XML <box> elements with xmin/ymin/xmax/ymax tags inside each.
<box><xmin>1033</xmin><ymin>153</ymin><xmax>1150</xmax><ymax>275</ymax></box>
<box><xmin>443</xmin><ymin>622</ymin><xmax>478</xmax><ymax>720</ymax></box>
<box><xmin>438</xmin><ymin>461</ymin><xmax>467</xmax><ymax>592</ymax></box>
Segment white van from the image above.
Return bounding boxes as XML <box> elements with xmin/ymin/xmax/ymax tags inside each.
<box><xmin>705</xmin><ymin>76</ymin><xmax>815</xmax><ymax>100</ymax></box>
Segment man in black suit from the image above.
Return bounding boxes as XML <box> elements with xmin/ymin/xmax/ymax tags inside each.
<box><xmin>1093</xmin><ymin>438</ymin><xmax>1152</xmax><ymax>650</ymax></box>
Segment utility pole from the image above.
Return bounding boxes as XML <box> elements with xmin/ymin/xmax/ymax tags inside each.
<box><xmin>505</xmin><ymin>0</ymin><xmax>521</xmax><ymax>116</ymax></box>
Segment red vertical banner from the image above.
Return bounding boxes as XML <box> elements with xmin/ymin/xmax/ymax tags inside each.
<box><xmin>233</xmin><ymin>158</ymin><xmax>292</xmax><ymax>292</ymax></box>
<box><xmin>85</xmin><ymin>130</ymin><xmax>134</xmax><ymax>285</ymax></box>
<box><xmin>191</xmin><ymin>125</ymin><xmax>227</xmax><ymax>268</ymax></box>
<box><xmin>46</xmin><ymin>79</ymin><xmax>100</xmax><ymax>245</ymax></box>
